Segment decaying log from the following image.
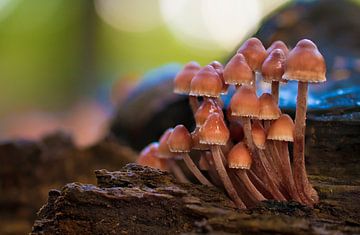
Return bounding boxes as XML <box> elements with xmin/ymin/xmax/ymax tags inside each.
<box><xmin>31</xmin><ymin>164</ymin><xmax>360</xmax><ymax>235</ymax></box>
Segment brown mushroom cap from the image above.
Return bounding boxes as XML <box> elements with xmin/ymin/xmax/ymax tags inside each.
<box><xmin>210</xmin><ymin>61</ymin><xmax>229</xmax><ymax>95</ymax></box>
<box><xmin>227</xmin><ymin>142</ymin><xmax>252</xmax><ymax>169</ymax></box>
<box><xmin>267</xmin><ymin>114</ymin><xmax>295</xmax><ymax>142</ymax></box>
<box><xmin>230</xmin><ymin>85</ymin><xmax>260</xmax><ymax>118</ymax></box>
<box><xmin>168</xmin><ymin>125</ymin><xmax>192</xmax><ymax>153</ymax></box>
<box><xmin>158</xmin><ymin>128</ymin><xmax>177</xmax><ymax>159</ymax></box>
<box><xmin>283</xmin><ymin>39</ymin><xmax>326</xmax><ymax>83</ymax></box>
<box><xmin>136</xmin><ymin>142</ymin><xmax>168</xmax><ymax>171</ymax></box>
<box><xmin>237</xmin><ymin>37</ymin><xmax>267</xmax><ymax>72</ymax></box>
<box><xmin>191</xmin><ymin>127</ymin><xmax>210</xmax><ymax>150</ymax></box>
<box><xmin>195</xmin><ymin>99</ymin><xmax>223</xmax><ymax>127</ymax></box>
<box><xmin>190</xmin><ymin>65</ymin><xmax>223</xmax><ymax>97</ymax></box>
<box><xmin>259</xmin><ymin>93</ymin><xmax>281</xmax><ymax>120</ymax></box>
<box><xmin>174</xmin><ymin>61</ymin><xmax>201</xmax><ymax>94</ymax></box>
<box><xmin>266</xmin><ymin>40</ymin><xmax>289</xmax><ymax>56</ymax></box>
<box><xmin>251</xmin><ymin>122</ymin><xmax>266</xmax><ymax>150</ymax></box>
<box><xmin>262</xmin><ymin>49</ymin><xmax>286</xmax><ymax>83</ymax></box>
<box><xmin>223</xmin><ymin>53</ymin><xmax>254</xmax><ymax>85</ymax></box>
<box><xmin>199</xmin><ymin>113</ymin><xmax>229</xmax><ymax>146</ymax></box>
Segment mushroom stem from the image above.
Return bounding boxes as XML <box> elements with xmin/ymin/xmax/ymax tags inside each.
<box><xmin>211</xmin><ymin>145</ymin><xmax>246</xmax><ymax>209</ymax></box>
<box><xmin>167</xmin><ymin>160</ymin><xmax>190</xmax><ymax>183</ymax></box>
<box><xmin>203</xmin><ymin>153</ymin><xmax>223</xmax><ymax>187</ymax></box>
<box><xmin>242</xmin><ymin>117</ymin><xmax>286</xmax><ymax>200</ymax></box>
<box><xmin>277</xmin><ymin>141</ymin><xmax>301</xmax><ymax>201</ymax></box>
<box><xmin>271</xmin><ymin>81</ymin><xmax>280</xmax><ymax>104</ymax></box>
<box><xmin>293</xmin><ymin>81</ymin><xmax>318</xmax><ymax>205</ymax></box>
<box><xmin>236</xmin><ymin>170</ymin><xmax>265</xmax><ymax>202</ymax></box>
<box><xmin>189</xmin><ymin>96</ymin><xmax>199</xmax><ymax>114</ymax></box>
<box><xmin>183</xmin><ymin>153</ymin><xmax>213</xmax><ymax>186</ymax></box>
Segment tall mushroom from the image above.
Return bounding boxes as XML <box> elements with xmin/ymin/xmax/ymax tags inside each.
<box><xmin>283</xmin><ymin>39</ymin><xmax>326</xmax><ymax>205</ymax></box>
<box><xmin>168</xmin><ymin>125</ymin><xmax>213</xmax><ymax>186</ymax></box>
<box><xmin>267</xmin><ymin>114</ymin><xmax>301</xmax><ymax>202</ymax></box>
<box><xmin>199</xmin><ymin>112</ymin><xmax>246</xmax><ymax>208</ymax></box>
<box><xmin>173</xmin><ymin>61</ymin><xmax>202</xmax><ymax>113</ymax></box>
<box><xmin>228</xmin><ymin>142</ymin><xmax>266</xmax><ymax>202</ymax></box>
<box><xmin>223</xmin><ymin>53</ymin><xmax>254</xmax><ymax>87</ymax></box>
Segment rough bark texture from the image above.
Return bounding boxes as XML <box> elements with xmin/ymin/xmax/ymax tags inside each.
<box><xmin>0</xmin><ymin>132</ymin><xmax>137</xmax><ymax>235</ymax></box>
<box><xmin>30</xmin><ymin>163</ymin><xmax>360</xmax><ymax>235</ymax></box>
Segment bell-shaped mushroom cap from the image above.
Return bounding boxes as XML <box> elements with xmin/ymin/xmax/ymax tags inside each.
<box><xmin>198</xmin><ymin>154</ymin><xmax>210</xmax><ymax>171</ymax></box>
<box><xmin>230</xmin><ymin>85</ymin><xmax>260</xmax><ymax>118</ymax></box>
<box><xmin>168</xmin><ymin>125</ymin><xmax>192</xmax><ymax>153</ymax></box>
<box><xmin>237</xmin><ymin>37</ymin><xmax>267</xmax><ymax>72</ymax></box>
<box><xmin>174</xmin><ymin>61</ymin><xmax>201</xmax><ymax>94</ymax></box>
<box><xmin>199</xmin><ymin>113</ymin><xmax>229</xmax><ymax>146</ymax></box>
<box><xmin>266</xmin><ymin>40</ymin><xmax>289</xmax><ymax>55</ymax></box>
<box><xmin>259</xmin><ymin>93</ymin><xmax>281</xmax><ymax>120</ymax></box>
<box><xmin>191</xmin><ymin>127</ymin><xmax>209</xmax><ymax>150</ymax></box>
<box><xmin>195</xmin><ymin>99</ymin><xmax>223</xmax><ymax>127</ymax></box>
<box><xmin>267</xmin><ymin>114</ymin><xmax>295</xmax><ymax>142</ymax></box>
<box><xmin>283</xmin><ymin>39</ymin><xmax>326</xmax><ymax>83</ymax></box>
<box><xmin>251</xmin><ymin>122</ymin><xmax>266</xmax><ymax>150</ymax></box>
<box><xmin>223</xmin><ymin>53</ymin><xmax>254</xmax><ymax>85</ymax></box>
<box><xmin>189</xmin><ymin>65</ymin><xmax>223</xmax><ymax>97</ymax></box>
<box><xmin>262</xmin><ymin>49</ymin><xmax>286</xmax><ymax>83</ymax></box>
<box><xmin>227</xmin><ymin>142</ymin><xmax>252</xmax><ymax>169</ymax></box>
<box><xmin>210</xmin><ymin>61</ymin><xmax>229</xmax><ymax>95</ymax></box>
<box><xmin>137</xmin><ymin>142</ymin><xmax>168</xmax><ymax>171</ymax></box>
<box><xmin>158</xmin><ymin>128</ymin><xmax>176</xmax><ymax>159</ymax></box>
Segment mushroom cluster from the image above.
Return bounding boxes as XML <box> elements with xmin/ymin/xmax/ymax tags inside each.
<box><xmin>136</xmin><ymin>38</ymin><xmax>326</xmax><ymax>208</ymax></box>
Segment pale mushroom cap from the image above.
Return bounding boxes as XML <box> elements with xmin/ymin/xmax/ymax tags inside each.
<box><xmin>237</xmin><ymin>37</ymin><xmax>267</xmax><ymax>72</ymax></box>
<box><xmin>195</xmin><ymin>99</ymin><xmax>223</xmax><ymax>127</ymax></box>
<box><xmin>251</xmin><ymin>122</ymin><xmax>266</xmax><ymax>150</ymax></box>
<box><xmin>137</xmin><ymin>142</ymin><xmax>168</xmax><ymax>171</ymax></box>
<box><xmin>267</xmin><ymin>114</ymin><xmax>295</xmax><ymax>142</ymax></box>
<box><xmin>259</xmin><ymin>93</ymin><xmax>281</xmax><ymax>120</ymax></box>
<box><xmin>262</xmin><ymin>49</ymin><xmax>286</xmax><ymax>83</ymax></box>
<box><xmin>230</xmin><ymin>85</ymin><xmax>260</xmax><ymax>118</ymax></box>
<box><xmin>174</xmin><ymin>61</ymin><xmax>201</xmax><ymax>94</ymax></box>
<box><xmin>227</xmin><ymin>142</ymin><xmax>252</xmax><ymax>169</ymax></box>
<box><xmin>199</xmin><ymin>113</ymin><xmax>229</xmax><ymax>146</ymax></box>
<box><xmin>283</xmin><ymin>39</ymin><xmax>326</xmax><ymax>83</ymax></box>
<box><xmin>168</xmin><ymin>125</ymin><xmax>192</xmax><ymax>153</ymax></box>
<box><xmin>189</xmin><ymin>65</ymin><xmax>223</xmax><ymax>97</ymax></box>
<box><xmin>266</xmin><ymin>40</ymin><xmax>289</xmax><ymax>55</ymax></box>
<box><xmin>158</xmin><ymin>128</ymin><xmax>176</xmax><ymax>159</ymax></box>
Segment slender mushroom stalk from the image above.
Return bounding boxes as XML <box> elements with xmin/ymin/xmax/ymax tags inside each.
<box><xmin>228</xmin><ymin>142</ymin><xmax>266</xmax><ymax>202</ymax></box>
<box><xmin>267</xmin><ymin>114</ymin><xmax>301</xmax><ymax>202</ymax></box>
<box><xmin>199</xmin><ymin>112</ymin><xmax>246</xmax><ymax>209</ymax></box>
<box><xmin>230</xmin><ymin>85</ymin><xmax>285</xmax><ymax>200</ymax></box>
<box><xmin>283</xmin><ymin>39</ymin><xmax>326</xmax><ymax>205</ymax></box>
<box><xmin>168</xmin><ymin>125</ymin><xmax>213</xmax><ymax>186</ymax></box>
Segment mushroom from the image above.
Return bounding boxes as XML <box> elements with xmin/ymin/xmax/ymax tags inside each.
<box><xmin>266</xmin><ymin>40</ymin><xmax>289</xmax><ymax>56</ymax></box>
<box><xmin>283</xmin><ymin>39</ymin><xmax>326</xmax><ymax>205</ymax></box>
<box><xmin>194</xmin><ymin>99</ymin><xmax>223</xmax><ymax>127</ymax></box>
<box><xmin>261</xmin><ymin>49</ymin><xmax>287</xmax><ymax>104</ymax></box>
<box><xmin>223</xmin><ymin>53</ymin><xmax>254</xmax><ymax>87</ymax></box>
<box><xmin>173</xmin><ymin>61</ymin><xmax>202</xmax><ymax>113</ymax></box>
<box><xmin>210</xmin><ymin>61</ymin><xmax>229</xmax><ymax>95</ymax></box>
<box><xmin>251</xmin><ymin>121</ymin><xmax>266</xmax><ymax>150</ymax></box>
<box><xmin>230</xmin><ymin>85</ymin><xmax>285</xmax><ymax>200</ymax></box>
<box><xmin>190</xmin><ymin>65</ymin><xmax>223</xmax><ymax>98</ymax></box>
<box><xmin>237</xmin><ymin>37</ymin><xmax>267</xmax><ymax>89</ymax></box>
<box><xmin>136</xmin><ymin>142</ymin><xmax>168</xmax><ymax>171</ymax></box>
<box><xmin>158</xmin><ymin>128</ymin><xmax>189</xmax><ymax>183</ymax></box>
<box><xmin>199</xmin><ymin>112</ymin><xmax>246</xmax><ymax>208</ymax></box>
<box><xmin>168</xmin><ymin>125</ymin><xmax>213</xmax><ymax>186</ymax></box>
<box><xmin>228</xmin><ymin>142</ymin><xmax>266</xmax><ymax>202</ymax></box>
<box><xmin>267</xmin><ymin>114</ymin><xmax>301</xmax><ymax>202</ymax></box>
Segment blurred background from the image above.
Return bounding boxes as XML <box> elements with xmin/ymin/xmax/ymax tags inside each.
<box><xmin>0</xmin><ymin>0</ymin><xmax>360</xmax><ymax>147</ymax></box>
<box><xmin>0</xmin><ymin>0</ymin><xmax>291</xmax><ymax>146</ymax></box>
